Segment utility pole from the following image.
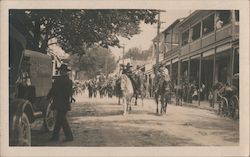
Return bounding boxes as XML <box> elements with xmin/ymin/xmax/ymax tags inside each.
<box><xmin>155</xmin><ymin>10</ymin><xmax>166</xmax><ymax>78</ymax></box>
<box><xmin>118</xmin><ymin>44</ymin><xmax>125</xmax><ymax>76</ymax></box>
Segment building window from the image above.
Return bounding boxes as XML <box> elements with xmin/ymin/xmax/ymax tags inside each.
<box><xmin>172</xmin><ymin>31</ymin><xmax>179</xmax><ymax>49</ymax></box>
<box><xmin>182</xmin><ymin>30</ymin><xmax>189</xmax><ymax>46</ymax></box>
<box><xmin>235</xmin><ymin>10</ymin><xmax>239</xmax><ymax>22</ymax></box>
<box><xmin>216</xmin><ymin>10</ymin><xmax>231</xmax><ymax>29</ymax></box>
<box><xmin>192</xmin><ymin>22</ymin><xmax>201</xmax><ymax>41</ymax></box>
<box><xmin>202</xmin><ymin>14</ymin><xmax>214</xmax><ymax>35</ymax></box>
<box><xmin>165</xmin><ymin>32</ymin><xmax>172</xmax><ymax>51</ymax></box>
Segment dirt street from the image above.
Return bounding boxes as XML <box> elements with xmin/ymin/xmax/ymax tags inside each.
<box><xmin>31</xmin><ymin>94</ymin><xmax>239</xmax><ymax>146</ymax></box>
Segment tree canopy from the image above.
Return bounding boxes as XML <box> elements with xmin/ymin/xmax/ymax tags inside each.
<box><xmin>68</xmin><ymin>46</ymin><xmax>116</xmax><ymax>79</ymax></box>
<box><xmin>124</xmin><ymin>46</ymin><xmax>153</xmax><ymax>61</ymax></box>
<box><xmin>9</xmin><ymin>9</ymin><xmax>158</xmax><ymax>54</ymax></box>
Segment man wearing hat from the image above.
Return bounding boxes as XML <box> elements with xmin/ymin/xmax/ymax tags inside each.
<box><xmin>159</xmin><ymin>65</ymin><xmax>170</xmax><ymax>82</ymax></box>
<box><xmin>121</xmin><ymin>62</ymin><xmax>133</xmax><ymax>75</ymax></box>
<box><xmin>47</xmin><ymin>64</ymin><xmax>74</xmax><ymax>142</ymax></box>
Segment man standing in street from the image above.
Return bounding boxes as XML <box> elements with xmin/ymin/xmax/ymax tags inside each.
<box><xmin>47</xmin><ymin>64</ymin><xmax>74</xmax><ymax>142</ymax></box>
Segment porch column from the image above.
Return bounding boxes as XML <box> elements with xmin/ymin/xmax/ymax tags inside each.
<box><xmin>230</xmin><ymin>47</ymin><xmax>235</xmax><ymax>85</ymax></box>
<box><xmin>146</xmin><ymin>74</ymin><xmax>149</xmax><ymax>97</ymax></box>
<box><xmin>213</xmin><ymin>48</ymin><xmax>217</xmax><ymax>85</ymax></box>
<box><xmin>177</xmin><ymin>58</ymin><xmax>181</xmax><ymax>85</ymax></box>
<box><xmin>187</xmin><ymin>57</ymin><xmax>191</xmax><ymax>84</ymax></box>
<box><xmin>198</xmin><ymin>53</ymin><xmax>202</xmax><ymax>106</ymax></box>
<box><xmin>170</xmin><ymin>59</ymin><xmax>173</xmax><ymax>80</ymax></box>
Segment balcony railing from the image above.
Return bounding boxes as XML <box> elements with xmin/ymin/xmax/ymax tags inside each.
<box><xmin>234</xmin><ymin>23</ymin><xmax>239</xmax><ymax>35</ymax></box>
<box><xmin>201</xmin><ymin>31</ymin><xmax>215</xmax><ymax>47</ymax></box>
<box><xmin>164</xmin><ymin>22</ymin><xmax>239</xmax><ymax>59</ymax></box>
<box><xmin>215</xmin><ymin>24</ymin><xmax>232</xmax><ymax>41</ymax></box>
<box><xmin>181</xmin><ymin>44</ymin><xmax>189</xmax><ymax>55</ymax></box>
<box><xmin>190</xmin><ymin>38</ymin><xmax>201</xmax><ymax>52</ymax></box>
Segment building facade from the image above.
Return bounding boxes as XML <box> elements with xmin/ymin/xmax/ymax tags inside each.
<box><xmin>160</xmin><ymin>10</ymin><xmax>239</xmax><ymax>102</ymax></box>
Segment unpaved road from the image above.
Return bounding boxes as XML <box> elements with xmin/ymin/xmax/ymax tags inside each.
<box><xmin>31</xmin><ymin>95</ymin><xmax>239</xmax><ymax>146</ymax></box>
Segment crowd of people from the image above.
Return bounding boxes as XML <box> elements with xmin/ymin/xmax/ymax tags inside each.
<box><xmin>47</xmin><ymin>63</ymin><xmax>239</xmax><ymax>143</ymax></box>
<box><xmin>71</xmin><ymin>63</ymin><xmax>238</xmax><ymax>108</ymax></box>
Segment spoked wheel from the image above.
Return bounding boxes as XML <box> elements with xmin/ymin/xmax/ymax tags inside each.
<box><xmin>230</xmin><ymin>95</ymin><xmax>239</xmax><ymax>120</ymax></box>
<box><xmin>218</xmin><ymin>97</ymin><xmax>228</xmax><ymax>117</ymax></box>
<box><xmin>43</xmin><ymin>101</ymin><xmax>56</xmax><ymax>131</ymax></box>
<box><xmin>17</xmin><ymin>112</ymin><xmax>31</xmax><ymax>146</ymax></box>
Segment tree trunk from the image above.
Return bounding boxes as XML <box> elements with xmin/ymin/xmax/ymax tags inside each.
<box><xmin>75</xmin><ymin>71</ymin><xmax>79</xmax><ymax>80</ymax></box>
<box><xmin>33</xmin><ymin>18</ymin><xmax>41</xmax><ymax>52</ymax></box>
<box><xmin>40</xmin><ymin>37</ymin><xmax>49</xmax><ymax>54</ymax></box>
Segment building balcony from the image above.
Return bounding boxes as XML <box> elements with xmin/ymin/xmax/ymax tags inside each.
<box><xmin>163</xmin><ymin>22</ymin><xmax>239</xmax><ymax>60</ymax></box>
<box><xmin>190</xmin><ymin>38</ymin><xmax>201</xmax><ymax>52</ymax></box>
<box><xmin>179</xmin><ymin>22</ymin><xmax>238</xmax><ymax>56</ymax></box>
<box><xmin>215</xmin><ymin>23</ymin><xmax>232</xmax><ymax>41</ymax></box>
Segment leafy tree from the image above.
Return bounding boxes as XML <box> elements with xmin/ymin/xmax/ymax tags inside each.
<box><xmin>69</xmin><ymin>46</ymin><xmax>116</xmax><ymax>79</ymax></box>
<box><xmin>124</xmin><ymin>46</ymin><xmax>152</xmax><ymax>61</ymax></box>
<box><xmin>9</xmin><ymin>9</ymin><xmax>158</xmax><ymax>54</ymax></box>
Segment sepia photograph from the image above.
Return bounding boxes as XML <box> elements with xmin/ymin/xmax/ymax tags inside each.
<box><xmin>1</xmin><ymin>0</ymin><xmax>249</xmax><ymax>157</ymax></box>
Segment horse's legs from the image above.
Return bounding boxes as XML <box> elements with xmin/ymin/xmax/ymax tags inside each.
<box><xmin>160</xmin><ymin>94</ymin><xmax>165</xmax><ymax>114</ymax></box>
<box><xmin>164</xmin><ymin>93</ymin><xmax>168</xmax><ymax>113</ymax></box>
<box><xmin>123</xmin><ymin>98</ymin><xmax>127</xmax><ymax>115</ymax></box>
<box><xmin>155</xmin><ymin>94</ymin><xmax>159</xmax><ymax>114</ymax></box>
<box><xmin>141</xmin><ymin>96</ymin><xmax>144</xmax><ymax>107</ymax></box>
<box><xmin>118</xmin><ymin>96</ymin><xmax>121</xmax><ymax>105</ymax></box>
<box><xmin>135</xmin><ymin>93</ymin><xmax>138</xmax><ymax>106</ymax></box>
<box><xmin>128</xmin><ymin>98</ymin><xmax>132</xmax><ymax>111</ymax></box>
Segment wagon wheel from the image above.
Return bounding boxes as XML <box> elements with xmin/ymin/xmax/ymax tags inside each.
<box><xmin>43</xmin><ymin>100</ymin><xmax>56</xmax><ymax>131</ymax></box>
<box><xmin>17</xmin><ymin>112</ymin><xmax>31</xmax><ymax>146</ymax></box>
<box><xmin>218</xmin><ymin>97</ymin><xmax>228</xmax><ymax>117</ymax></box>
<box><xmin>230</xmin><ymin>95</ymin><xmax>239</xmax><ymax>120</ymax></box>
<box><xmin>228</xmin><ymin>98</ymin><xmax>234</xmax><ymax>118</ymax></box>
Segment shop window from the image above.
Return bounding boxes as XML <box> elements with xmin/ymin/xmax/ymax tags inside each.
<box><xmin>216</xmin><ymin>10</ymin><xmax>231</xmax><ymax>29</ymax></box>
<box><xmin>182</xmin><ymin>30</ymin><xmax>189</xmax><ymax>46</ymax></box>
<box><xmin>192</xmin><ymin>22</ymin><xmax>201</xmax><ymax>41</ymax></box>
<box><xmin>235</xmin><ymin>10</ymin><xmax>239</xmax><ymax>22</ymax></box>
<box><xmin>202</xmin><ymin>14</ymin><xmax>214</xmax><ymax>35</ymax></box>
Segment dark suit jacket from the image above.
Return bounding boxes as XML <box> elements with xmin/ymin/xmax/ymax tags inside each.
<box><xmin>47</xmin><ymin>75</ymin><xmax>73</xmax><ymax>111</ymax></box>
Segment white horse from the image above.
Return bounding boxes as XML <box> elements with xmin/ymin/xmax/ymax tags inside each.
<box><xmin>120</xmin><ymin>74</ymin><xmax>134</xmax><ymax>115</ymax></box>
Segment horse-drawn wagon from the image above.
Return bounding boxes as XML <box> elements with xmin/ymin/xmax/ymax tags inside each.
<box><xmin>216</xmin><ymin>73</ymin><xmax>239</xmax><ymax>119</ymax></box>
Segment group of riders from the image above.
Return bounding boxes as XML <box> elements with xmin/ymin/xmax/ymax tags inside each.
<box><xmin>72</xmin><ymin>63</ymin><xmax>239</xmax><ymax>118</ymax></box>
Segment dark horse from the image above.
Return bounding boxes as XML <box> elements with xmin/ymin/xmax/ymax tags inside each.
<box><xmin>154</xmin><ymin>77</ymin><xmax>172</xmax><ymax>114</ymax></box>
<box><xmin>132</xmin><ymin>74</ymin><xmax>146</xmax><ymax>106</ymax></box>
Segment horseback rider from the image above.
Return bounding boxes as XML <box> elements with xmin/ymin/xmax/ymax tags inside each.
<box><xmin>99</xmin><ymin>72</ymin><xmax>106</xmax><ymax>82</ymax></box>
<box><xmin>159</xmin><ymin>65</ymin><xmax>170</xmax><ymax>82</ymax></box>
<box><xmin>134</xmin><ymin>65</ymin><xmax>146</xmax><ymax>93</ymax></box>
<box><xmin>122</xmin><ymin>62</ymin><xmax>133</xmax><ymax>76</ymax></box>
<box><xmin>134</xmin><ymin>65</ymin><xmax>143</xmax><ymax>92</ymax></box>
<box><xmin>154</xmin><ymin>65</ymin><xmax>170</xmax><ymax>92</ymax></box>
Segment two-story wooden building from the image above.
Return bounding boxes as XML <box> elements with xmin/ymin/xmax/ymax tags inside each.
<box><xmin>161</xmin><ymin>10</ymin><xmax>239</xmax><ymax>103</ymax></box>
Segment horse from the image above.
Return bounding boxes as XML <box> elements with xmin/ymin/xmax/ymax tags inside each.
<box><xmin>174</xmin><ymin>84</ymin><xmax>183</xmax><ymax>106</ymax></box>
<box><xmin>119</xmin><ymin>74</ymin><xmax>134</xmax><ymax>115</ymax></box>
<box><xmin>114</xmin><ymin>77</ymin><xmax>122</xmax><ymax>105</ymax></box>
<box><xmin>154</xmin><ymin>77</ymin><xmax>172</xmax><ymax>114</ymax></box>
<box><xmin>106</xmin><ymin>80</ymin><xmax>115</xmax><ymax>98</ymax></box>
<box><xmin>133</xmin><ymin>74</ymin><xmax>146</xmax><ymax>106</ymax></box>
<box><xmin>98</xmin><ymin>82</ymin><xmax>106</xmax><ymax>98</ymax></box>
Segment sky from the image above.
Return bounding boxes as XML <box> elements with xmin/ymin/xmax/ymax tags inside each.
<box><xmin>50</xmin><ymin>10</ymin><xmax>191</xmax><ymax>59</ymax></box>
<box><xmin>110</xmin><ymin>10</ymin><xmax>191</xmax><ymax>59</ymax></box>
